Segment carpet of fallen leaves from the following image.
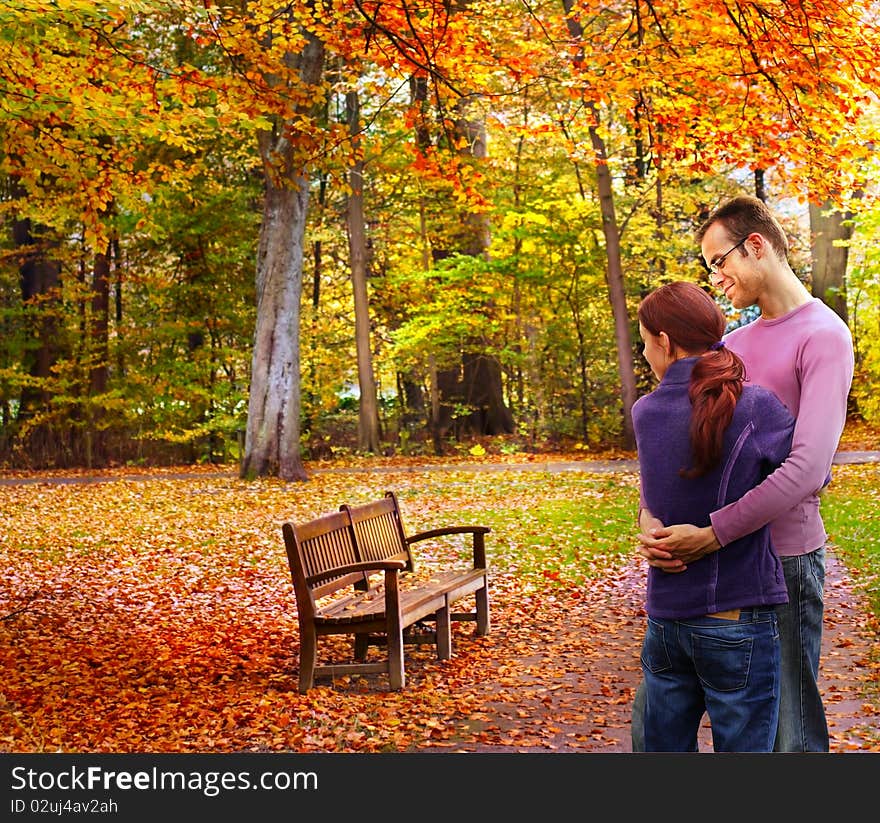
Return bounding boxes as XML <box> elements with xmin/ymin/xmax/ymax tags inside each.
<box><xmin>835</xmin><ymin>419</ymin><xmax>880</xmax><ymax>452</ymax></box>
<box><xmin>0</xmin><ymin>448</ymin><xmax>878</xmax><ymax>753</ymax></box>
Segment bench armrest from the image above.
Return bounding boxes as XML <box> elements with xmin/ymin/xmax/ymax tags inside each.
<box><xmin>406</xmin><ymin>526</ymin><xmax>490</xmax><ymax>569</ymax></box>
<box><xmin>308</xmin><ymin>560</ymin><xmax>406</xmax><ymax>586</ymax></box>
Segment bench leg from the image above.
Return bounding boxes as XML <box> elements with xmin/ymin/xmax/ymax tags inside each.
<box><xmin>354</xmin><ymin>633</ymin><xmax>369</xmax><ymax>661</ymax></box>
<box><xmin>387</xmin><ymin>624</ymin><xmax>405</xmax><ymax>689</ymax></box>
<box><xmin>475</xmin><ymin>581</ymin><xmax>490</xmax><ymax>636</ymax></box>
<box><xmin>386</xmin><ymin>577</ymin><xmax>405</xmax><ymax>690</ymax></box>
<box><xmin>298</xmin><ymin>626</ymin><xmax>318</xmax><ymax>693</ymax></box>
<box><xmin>436</xmin><ymin>600</ymin><xmax>452</xmax><ymax>660</ymax></box>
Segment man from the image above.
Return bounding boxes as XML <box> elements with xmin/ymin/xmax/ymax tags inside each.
<box><xmin>631</xmin><ymin>195</ymin><xmax>854</xmax><ymax>752</ymax></box>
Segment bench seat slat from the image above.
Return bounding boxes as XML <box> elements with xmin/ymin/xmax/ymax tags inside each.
<box><xmin>317</xmin><ymin>584</ymin><xmax>448</xmax><ymax>626</ymax></box>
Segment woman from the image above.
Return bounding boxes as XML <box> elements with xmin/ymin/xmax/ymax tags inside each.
<box><xmin>632</xmin><ymin>281</ymin><xmax>794</xmax><ymax>752</ymax></box>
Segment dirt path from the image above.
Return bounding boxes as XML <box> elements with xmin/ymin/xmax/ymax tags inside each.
<box><xmin>437</xmin><ymin>547</ymin><xmax>878</xmax><ymax>753</ymax></box>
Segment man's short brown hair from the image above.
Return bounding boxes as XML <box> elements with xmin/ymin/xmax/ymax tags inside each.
<box><xmin>696</xmin><ymin>195</ymin><xmax>789</xmax><ymax>261</ymax></box>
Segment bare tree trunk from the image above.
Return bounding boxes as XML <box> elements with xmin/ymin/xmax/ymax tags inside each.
<box><xmin>241</xmin><ymin>31</ymin><xmax>324</xmax><ymax>481</ymax></box>
<box><xmin>809</xmin><ymin>200</ymin><xmax>852</xmax><ymax>324</ymax></box>
<box><xmin>565</xmin><ymin>279</ymin><xmax>590</xmax><ymax>441</ymax></box>
<box><xmin>85</xmin><ymin>242</ymin><xmax>112</xmax><ymax>468</ymax></box>
<box><xmin>242</xmin><ymin>179</ymin><xmax>309</xmax><ymax>481</ymax></box>
<box><xmin>346</xmin><ymin>89</ymin><xmax>381</xmax><ymax>453</ymax></box>
<box><xmin>302</xmin><ymin>170</ymin><xmax>327</xmax><ymax>438</ymax></box>
<box><xmin>754</xmin><ymin>168</ymin><xmax>766</xmax><ymax>203</ymax></box>
<box><xmin>411</xmin><ymin>74</ymin><xmax>443</xmax><ymax>454</ymax></box>
<box><xmin>14</xmin><ymin>216</ymin><xmax>61</xmax><ymax>436</ymax></box>
<box><xmin>588</xmin><ymin>108</ymin><xmax>637</xmax><ymax>448</ymax></box>
<box><xmin>428</xmin><ymin>354</ymin><xmax>441</xmax><ymax>454</ymax></box>
<box><xmin>90</xmin><ymin>244</ymin><xmax>111</xmax><ymax>397</ymax></box>
<box><xmin>562</xmin><ymin>2</ymin><xmax>637</xmax><ymax>449</ymax></box>
<box><xmin>112</xmin><ymin>233</ymin><xmax>124</xmax><ymax>378</ymax></box>
<box><xmin>435</xmin><ymin>93</ymin><xmax>514</xmax><ymax>437</ymax></box>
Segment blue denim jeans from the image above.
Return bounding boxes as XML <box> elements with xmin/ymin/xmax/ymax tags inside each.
<box><xmin>631</xmin><ymin>547</ymin><xmax>830</xmax><ymax>753</ymax></box>
<box><xmin>775</xmin><ymin>548</ymin><xmax>828</xmax><ymax>751</ymax></box>
<box><xmin>640</xmin><ymin>608</ymin><xmax>781</xmax><ymax>752</ymax></box>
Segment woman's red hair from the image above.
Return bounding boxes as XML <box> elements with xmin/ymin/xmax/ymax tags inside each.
<box><xmin>638</xmin><ymin>281</ymin><xmax>745</xmax><ymax>477</ymax></box>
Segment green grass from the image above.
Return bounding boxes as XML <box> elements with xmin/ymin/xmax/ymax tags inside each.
<box><xmin>477</xmin><ymin>494</ymin><xmax>638</xmax><ymax>581</ymax></box>
<box><xmin>396</xmin><ymin>472</ymin><xmax>641</xmax><ymax>587</ymax></box>
<box><xmin>821</xmin><ymin>464</ymin><xmax>880</xmax><ymax>617</ymax></box>
<box><xmin>398</xmin><ymin>465</ymin><xmax>879</xmax><ymax>614</ymax></box>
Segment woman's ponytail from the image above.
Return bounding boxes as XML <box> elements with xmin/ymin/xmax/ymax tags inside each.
<box><xmin>685</xmin><ymin>347</ymin><xmax>745</xmax><ymax>477</ymax></box>
<box><xmin>637</xmin><ymin>281</ymin><xmax>746</xmax><ymax>477</ymax></box>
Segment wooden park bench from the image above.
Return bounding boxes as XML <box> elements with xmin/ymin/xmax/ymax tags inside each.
<box><xmin>281</xmin><ymin>491</ymin><xmax>490</xmax><ymax>692</ymax></box>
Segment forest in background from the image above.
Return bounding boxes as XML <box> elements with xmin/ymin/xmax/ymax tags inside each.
<box><xmin>1</xmin><ymin>1</ymin><xmax>879</xmax><ymax>475</ymax></box>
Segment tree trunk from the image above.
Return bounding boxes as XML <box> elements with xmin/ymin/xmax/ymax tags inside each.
<box><xmin>113</xmin><ymin>233</ymin><xmax>124</xmax><ymax>378</ymax></box>
<box><xmin>435</xmin><ymin>93</ymin><xmax>513</xmax><ymax>438</ymax></box>
<box><xmin>562</xmin><ymin>1</ymin><xmax>637</xmax><ymax>449</ymax></box>
<box><xmin>14</xmin><ymin>218</ymin><xmax>61</xmax><ymax>415</ymax></box>
<box><xmin>809</xmin><ymin>200</ymin><xmax>852</xmax><ymax>324</ymax></box>
<box><xmin>428</xmin><ymin>355</ymin><xmax>442</xmax><ymax>454</ymax></box>
<box><xmin>410</xmin><ymin>74</ymin><xmax>445</xmax><ymax>454</ymax></box>
<box><xmin>242</xmin><ymin>177</ymin><xmax>310</xmax><ymax>481</ymax></box>
<box><xmin>241</xmin><ymin>31</ymin><xmax>324</xmax><ymax>481</ymax></box>
<box><xmin>588</xmin><ymin>108</ymin><xmax>637</xmax><ymax>449</ymax></box>
<box><xmin>346</xmin><ymin>89</ymin><xmax>381</xmax><ymax>453</ymax></box>
<box><xmin>565</xmin><ymin>281</ymin><xmax>590</xmax><ymax>441</ymax></box>
<box><xmin>85</xmin><ymin>242</ymin><xmax>112</xmax><ymax>469</ymax></box>
<box><xmin>90</xmin><ymin>244</ymin><xmax>111</xmax><ymax>397</ymax></box>
<box><xmin>302</xmin><ymin>171</ymin><xmax>327</xmax><ymax>437</ymax></box>
<box><xmin>754</xmin><ymin>168</ymin><xmax>766</xmax><ymax>203</ymax></box>
<box><xmin>453</xmin><ymin>93</ymin><xmax>492</xmax><ymax>256</ymax></box>
<box><xmin>461</xmin><ymin>353</ymin><xmax>514</xmax><ymax>435</ymax></box>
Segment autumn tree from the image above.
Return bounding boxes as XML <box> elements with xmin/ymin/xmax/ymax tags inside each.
<box><xmin>217</xmin><ymin>11</ymin><xmax>327</xmax><ymax>481</ymax></box>
<box><xmin>1</xmin><ymin>1</ymin><xmax>266</xmax><ymax>467</ymax></box>
<box><xmin>544</xmin><ymin>0</ymin><xmax>880</xmax><ymax>442</ymax></box>
<box><xmin>2</xmin><ymin>0</ymin><xmax>880</xmax><ymax>472</ymax></box>
<box><xmin>1</xmin><ymin>2</ymin><xmax>191</xmax><ymax>463</ymax></box>
<box><xmin>227</xmin><ymin>1</ymin><xmax>520</xmax><ymax>475</ymax></box>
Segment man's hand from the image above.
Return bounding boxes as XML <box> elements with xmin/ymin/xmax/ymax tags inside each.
<box><xmin>638</xmin><ymin>523</ymin><xmax>720</xmax><ymax>569</ymax></box>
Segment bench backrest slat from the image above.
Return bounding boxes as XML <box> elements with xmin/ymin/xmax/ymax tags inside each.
<box><xmin>281</xmin><ymin>510</ymin><xmax>367</xmax><ymax>608</ymax></box>
<box><xmin>343</xmin><ymin>493</ymin><xmax>414</xmax><ymax>571</ymax></box>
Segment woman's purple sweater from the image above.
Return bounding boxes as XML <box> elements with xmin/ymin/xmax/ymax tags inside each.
<box><xmin>632</xmin><ymin>357</ymin><xmax>794</xmax><ymax>619</ymax></box>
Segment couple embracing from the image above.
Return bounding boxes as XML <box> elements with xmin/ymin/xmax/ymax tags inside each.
<box><xmin>630</xmin><ymin>195</ymin><xmax>854</xmax><ymax>752</ymax></box>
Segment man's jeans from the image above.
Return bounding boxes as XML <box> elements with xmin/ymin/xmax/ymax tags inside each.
<box><xmin>775</xmin><ymin>548</ymin><xmax>828</xmax><ymax>751</ymax></box>
<box><xmin>631</xmin><ymin>546</ymin><xmax>829</xmax><ymax>752</ymax></box>
<box><xmin>640</xmin><ymin>608</ymin><xmax>780</xmax><ymax>752</ymax></box>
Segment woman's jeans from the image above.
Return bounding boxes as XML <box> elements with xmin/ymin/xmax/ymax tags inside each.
<box><xmin>640</xmin><ymin>607</ymin><xmax>781</xmax><ymax>752</ymax></box>
<box><xmin>632</xmin><ymin>547</ymin><xmax>829</xmax><ymax>752</ymax></box>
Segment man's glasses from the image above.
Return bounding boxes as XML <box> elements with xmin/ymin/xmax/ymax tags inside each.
<box><xmin>704</xmin><ymin>236</ymin><xmax>749</xmax><ymax>275</ymax></box>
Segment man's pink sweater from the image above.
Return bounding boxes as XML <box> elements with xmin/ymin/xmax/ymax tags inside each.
<box><xmin>709</xmin><ymin>298</ymin><xmax>854</xmax><ymax>556</ymax></box>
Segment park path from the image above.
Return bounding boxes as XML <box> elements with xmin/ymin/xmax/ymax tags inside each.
<box><xmin>1</xmin><ymin>448</ymin><xmax>876</xmax><ymax>486</ymax></box>
<box><xmin>438</xmin><ymin>545</ymin><xmax>878</xmax><ymax>752</ymax></box>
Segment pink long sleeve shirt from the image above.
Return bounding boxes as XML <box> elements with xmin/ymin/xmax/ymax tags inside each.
<box><xmin>709</xmin><ymin>298</ymin><xmax>854</xmax><ymax>556</ymax></box>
